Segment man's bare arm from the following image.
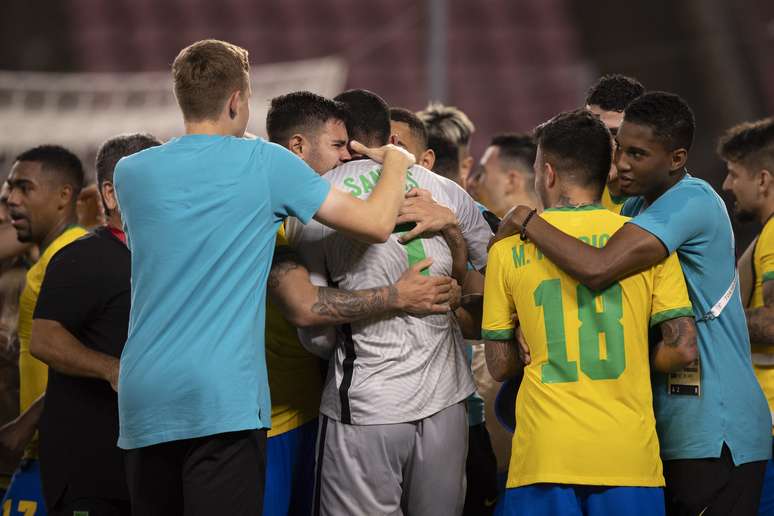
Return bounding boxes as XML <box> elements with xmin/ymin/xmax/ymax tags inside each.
<box><xmin>484</xmin><ymin>339</ymin><xmax>522</xmax><ymax>382</ymax></box>
<box><xmin>748</xmin><ymin>281</ymin><xmax>774</xmax><ymax>348</ymax></box>
<box><xmin>651</xmin><ymin>316</ymin><xmax>698</xmax><ymax>373</ymax></box>
<box><xmin>0</xmin><ymin>394</ymin><xmax>44</xmax><ymax>464</ymax></box>
<box><xmin>268</xmin><ymin>246</ymin><xmax>455</xmax><ymax>328</ymax></box>
<box><xmin>30</xmin><ymin>319</ymin><xmax>119</xmax><ymax>391</ymax></box>
<box><xmin>494</xmin><ymin>206</ymin><xmax>668</xmax><ymax>291</ymax></box>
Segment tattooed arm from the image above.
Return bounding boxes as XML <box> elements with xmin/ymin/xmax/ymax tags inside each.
<box><xmin>484</xmin><ymin>339</ymin><xmax>523</xmax><ymax>382</ymax></box>
<box><xmin>651</xmin><ymin>316</ymin><xmax>698</xmax><ymax>373</ymax></box>
<box><xmin>268</xmin><ymin>245</ymin><xmax>456</xmax><ymax>328</ymax></box>
<box><xmin>747</xmin><ymin>281</ymin><xmax>774</xmax><ymax>348</ymax></box>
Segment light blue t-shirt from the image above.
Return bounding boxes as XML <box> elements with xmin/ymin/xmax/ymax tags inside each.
<box><xmin>114</xmin><ymin>135</ymin><xmax>331</xmax><ymax>449</ymax></box>
<box><xmin>623</xmin><ymin>174</ymin><xmax>771</xmax><ymax>464</ymax></box>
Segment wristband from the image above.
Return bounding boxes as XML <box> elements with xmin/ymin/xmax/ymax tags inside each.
<box><xmin>520</xmin><ymin>209</ymin><xmax>537</xmax><ymax>241</ymax></box>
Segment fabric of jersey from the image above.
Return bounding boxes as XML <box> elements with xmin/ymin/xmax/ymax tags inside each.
<box><xmin>266</xmin><ymin>225</ymin><xmax>322</xmax><ymax>437</ymax></box>
<box><xmin>34</xmin><ymin>227</ymin><xmax>130</xmax><ymax>507</ymax></box>
<box><xmin>601</xmin><ymin>185</ymin><xmax>627</xmax><ymax>214</ymax></box>
<box><xmin>482</xmin><ymin>206</ymin><xmax>693</xmax><ymax>488</ymax></box>
<box><xmin>750</xmin><ymin>218</ymin><xmax>774</xmax><ymax>438</ymax></box>
<box><xmin>623</xmin><ymin>174</ymin><xmax>771</xmax><ymax>465</ymax></box>
<box><xmin>17</xmin><ymin>225</ymin><xmax>86</xmax><ymax>461</ymax></box>
<box><xmin>287</xmin><ymin>161</ymin><xmax>491</xmax><ymax>424</ymax></box>
<box><xmin>17</xmin><ymin>226</ymin><xmax>87</xmax><ymax>414</ymax></box>
<box><xmin>113</xmin><ymin>135</ymin><xmax>330</xmax><ymax>449</ymax></box>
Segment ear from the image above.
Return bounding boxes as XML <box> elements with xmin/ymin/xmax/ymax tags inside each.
<box><xmin>227</xmin><ymin>90</ymin><xmax>241</xmax><ymax>119</ymax></box>
<box><xmin>288</xmin><ymin>134</ymin><xmax>305</xmax><ymax>158</ymax></box>
<box><xmin>421</xmin><ymin>149</ymin><xmax>435</xmax><ymax>170</ymax></box>
<box><xmin>59</xmin><ymin>184</ymin><xmax>75</xmax><ymax>208</ymax></box>
<box><xmin>101</xmin><ymin>181</ymin><xmax>118</xmax><ymax>213</ymax></box>
<box><xmin>389</xmin><ymin>134</ymin><xmax>399</xmax><ymax>145</ymax></box>
<box><xmin>761</xmin><ymin>169</ymin><xmax>772</xmax><ymax>194</ymax></box>
<box><xmin>670</xmin><ymin>148</ymin><xmax>688</xmax><ymax>172</ymax></box>
<box><xmin>504</xmin><ymin>169</ymin><xmax>520</xmax><ymax>193</ymax></box>
<box><xmin>461</xmin><ymin>155</ymin><xmax>474</xmax><ymax>177</ymax></box>
<box><xmin>544</xmin><ymin>162</ymin><xmax>557</xmax><ymax>189</ymax></box>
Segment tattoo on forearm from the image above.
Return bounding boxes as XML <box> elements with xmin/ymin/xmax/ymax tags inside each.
<box><xmin>268</xmin><ymin>246</ymin><xmax>301</xmax><ymax>290</ymax></box>
<box><xmin>747</xmin><ymin>282</ymin><xmax>774</xmax><ymax>347</ymax></box>
<box><xmin>747</xmin><ymin>308</ymin><xmax>774</xmax><ymax>347</ymax></box>
<box><xmin>661</xmin><ymin>316</ymin><xmax>696</xmax><ymax>349</ymax></box>
<box><xmin>310</xmin><ymin>285</ymin><xmax>398</xmax><ymax>323</ymax></box>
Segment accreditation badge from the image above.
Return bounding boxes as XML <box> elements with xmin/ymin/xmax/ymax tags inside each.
<box><xmin>668</xmin><ymin>357</ymin><xmax>701</xmax><ymax>396</ymax></box>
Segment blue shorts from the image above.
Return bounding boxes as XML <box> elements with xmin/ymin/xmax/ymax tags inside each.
<box><xmin>499</xmin><ymin>484</ymin><xmax>664</xmax><ymax>516</ymax></box>
<box><xmin>1</xmin><ymin>460</ymin><xmax>47</xmax><ymax>516</ymax></box>
<box><xmin>759</xmin><ymin>438</ymin><xmax>774</xmax><ymax>516</ymax></box>
<box><xmin>263</xmin><ymin>418</ymin><xmax>318</xmax><ymax>516</ymax></box>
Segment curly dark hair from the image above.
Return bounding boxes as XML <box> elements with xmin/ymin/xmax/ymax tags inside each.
<box><xmin>623</xmin><ymin>91</ymin><xmax>695</xmax><ymax>151</ymax></box>
<box><xmin>585</xmin><ymin>74</ymin><xmax>645</xmax><ymax>112</ymax></box>
<box><xmin>717</xmin><ymin>117</ymin><xmax>774</xmax><ymax>174</ymax></box>
<box><xmin>534</xmin><ymin>109</ymin><xmax>612</xmax><ymax>189</ymax></box>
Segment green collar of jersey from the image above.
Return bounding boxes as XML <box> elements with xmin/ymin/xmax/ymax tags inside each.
<box><xmin>609</xmin><ymin>193</ymin><xmax>628</xmax><ymax>204</ymax></box>
<box><xmin>543</xmin><ymin>203</ymin><xmax>605</xmax><ymax>213</ymax></box>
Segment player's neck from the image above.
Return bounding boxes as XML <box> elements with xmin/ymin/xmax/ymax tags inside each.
<box><xmin>39</xmin><ymin>213</ymin><xmax>78</xmax><ymax>252</ymax></box>
<box><xmin>549</xmin><ymin>188</ymin><xmax>598</xmax><ymax>209</ymax></box>
<box><xmin>184</xmin><ymin>118</ymin><xmax>240</xmax><ymax>137</ymax></box>
<box><xmin>500</xmin><ymin>191</ymin><xmax>539</xmax><ymax>217</ymax></box>
<box><xmin>759</xmin><ymin>201</ymin><xmax>774</xmax><ymax>226</ymax></box>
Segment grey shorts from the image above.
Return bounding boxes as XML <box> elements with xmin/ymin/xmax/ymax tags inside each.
<box><xmin>313</xmin><ymin>402</ymin><xmax>468</xmax><ymax>516</ymax></box>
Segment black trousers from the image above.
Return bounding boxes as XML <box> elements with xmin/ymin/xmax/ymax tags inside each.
<box><xmin>125</xmin><ymin>429</ymin><xmax>266</xmax><ymax>516</ymax></box>
<box><xmin>462</xmin><ymin>423</ymin><xmax>500</xmax><ymax>516</ymax></box>
<box><xmin>49</xmin><ymin>498</ymin><xmax>131</xmax><ymax>516</ymax></box>
<box><xmin>664</xmin><ymin>443</ymin><xmax>766</xmax><ymax>516</ymax></box>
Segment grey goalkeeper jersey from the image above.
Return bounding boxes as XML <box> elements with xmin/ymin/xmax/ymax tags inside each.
<box><xmin>287</xmin><ymin>159</ymin><xmax>491</xmax><ymax>425</ymax></box>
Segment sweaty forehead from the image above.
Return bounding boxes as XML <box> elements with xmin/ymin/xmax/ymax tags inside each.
<box><xmin>321</xmin><ymin>118</ymin><xmax>348</xmax><ymax>139</ymax></box>
<box><xmin>480</xmin><ymin>145</ymin><xmax>501</xmax><ymax>170</ymax></box>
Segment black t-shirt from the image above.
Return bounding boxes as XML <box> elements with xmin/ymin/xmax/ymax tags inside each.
<box><xmin>34</xmin><ymin>226</ymin><xmax>130</xmax><ymax>507</ymax></box>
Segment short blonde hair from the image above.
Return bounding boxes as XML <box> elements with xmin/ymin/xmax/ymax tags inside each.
<box><xmin>172</xmin><ymin>39</ymin><xmax>250</xmax><ymax>121</ymax></box>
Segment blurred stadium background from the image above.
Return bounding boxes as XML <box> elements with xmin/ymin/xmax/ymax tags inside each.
<box><xmin>1</xmin><ymin>0</ymin><xmax>773</xmax><ymax>247</ymax></box>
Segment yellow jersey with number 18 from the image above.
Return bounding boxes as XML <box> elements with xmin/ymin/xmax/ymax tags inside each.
<box><xmin>750</xmin><ymin>217</ymin><xmax>774</xmax><ymax>434</ymax></box>
<box><xmin>482</xmin><ymin>205</ymin><xmax>692</xmax><ymax>488</ymax></box>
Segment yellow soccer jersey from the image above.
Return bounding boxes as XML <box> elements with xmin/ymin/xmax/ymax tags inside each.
<box><xmin>482</xmin><ymin>206</ymin><xmax>692</xmax><ymax>488</ymax></box>
<box><xmin>750</xmin><ymin>217</ymin><xmax>774</xmax><ymax>433</ymax></box>
<box><xmin>18</xmin><ymin>226</ymin><xmax>87</xmax><ymax>413</ymax></box>
<box><xmin>265</xmin><ymin>225</ymin><xmax>322</xmax><ymax>437</ymax></box>
<box><xmin>601</xmin><ymin>185</ymin><xmax>627</xmax><ymax>214</ymax></box>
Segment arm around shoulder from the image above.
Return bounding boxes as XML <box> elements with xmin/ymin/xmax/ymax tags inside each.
<box><xmin>313</xmin><ymin>143</ymin><xmax>414</xmax><ymax>243</ymax></box>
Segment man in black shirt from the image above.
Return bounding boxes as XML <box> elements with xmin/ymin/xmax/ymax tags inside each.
<box><xmin>30</xmin><ymin>133</ymin><xmax>162</xmax><ymax>515</ymax></box>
